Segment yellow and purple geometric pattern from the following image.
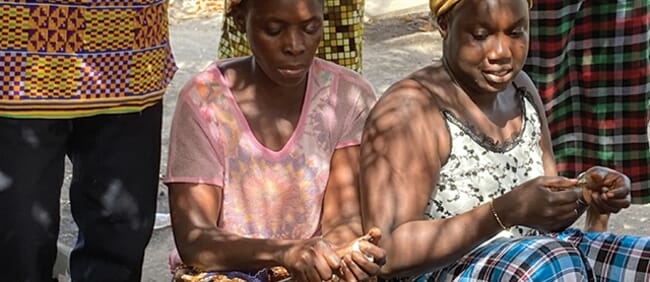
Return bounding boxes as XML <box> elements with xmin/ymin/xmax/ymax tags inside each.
<box><xmin>0</xmin><ymin>0</ymin><xmax>177</xmax><ymax>119</ymax></box>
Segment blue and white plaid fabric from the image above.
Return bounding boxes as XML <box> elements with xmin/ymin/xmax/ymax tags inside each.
<box><xmin>411</xmin><ymin>228</ymin><xmax>650</xmax><ymax>282</ymax></box>
<box><xmin>552</xmin><ymin>229</ymin><xmax>650</xmax><ymax>282</ymax></box>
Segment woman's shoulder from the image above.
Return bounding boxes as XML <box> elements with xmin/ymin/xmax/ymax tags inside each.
<box><xmin>378</xmin><ymin>64</ymin><xmax>450</xmax><ymax>112</ymax></box>
<box><xmin>185</xmin><ymin>57</ymin><xmax>250</xmax><ymax>87</ymax></box>
<box><xmin>178</xmin><ymin>58</ymin><xmax>248</xmax><ymax>105</ymax></box>
<box><xmin>183</xmin><ymin>61</ymin><xmax>224</xmax><ymax>88</ymax></box>
<box><xmin>364</xmin><ymin>64</ymin><xmax>452</xmax><ymax>163</ymax></box>
<box><xmin>512</xmin><ymin>71</ymin><xmax>546</xmax><ymax>114</ymax></box>
<box><xmin>512</xmin><ymin>71</ymin><xmax>536</xmax><ymax>95</ymax></box>
<box><xmin>368</xmin><ymin>64</ymin><xmax>451</xmax><ymax>135</ymax></box>
<box><xmin>312</xmin><ymin>58</ymin><xmax>361</xmax><ymax>79</ymax></box>
<box><xmin>312</xmin><ymin>58</ymin><xmax>375</xmax><ymax>95</ymax></box>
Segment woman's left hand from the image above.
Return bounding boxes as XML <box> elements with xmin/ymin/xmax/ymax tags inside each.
<box><xmin>579</xmin><ymin>166</ymin><xmax>631</xmax><ymax>214</ymax></box>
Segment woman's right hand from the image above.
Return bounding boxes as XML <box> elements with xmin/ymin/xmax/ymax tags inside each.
<box><xmin>280</xmin><ymin>237</ymin><xmax>341</xmax><ymax>282</ymax></box>
<box><xmin>335</xmin><ymin>228</ymin><xmax>386</xmax><ymax>282</ymax></box>
<box><xmin>578</xmin><ymin>166</ymin><xmax>631</xmax><ymax>214</ymax></box>
<box><xmin>168</xmin><ymin>248</ymin><xmax>182</xmax><ymax>274</ymax></box>
<box><xmin>499</xmin><ymin>176</ymin><xmax>581</xmax><ymax>233</ymax></box>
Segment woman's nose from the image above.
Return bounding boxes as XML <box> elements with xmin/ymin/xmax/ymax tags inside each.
<box><xmin>487</xmin><ymin>35</ymin><xmax>512</xmax><ymax>62</ymax></box>
<box><xmin>283</xmin><ymin>29</ymin><xmax>306</xmax><ymax>56</ymax></box>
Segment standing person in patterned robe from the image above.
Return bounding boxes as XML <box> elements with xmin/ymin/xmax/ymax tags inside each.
<box><xmin>219</xmin><ymin>0</ymin><xmax>365</xmax><ymax>72</ymax></box>
<box><xmin>0</xmin><ymin>1</ymin><xmax>177</xmax><ymax>280</ymax></box>
<box><xmin>524</xmin><ymin>0</ymin><xmax>650</xmax><ymax>207</ymax></box>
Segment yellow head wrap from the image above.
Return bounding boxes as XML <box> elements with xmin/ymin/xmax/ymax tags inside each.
<box><xmin>429</xmin><ymin>0</ymin><xmax>533</xmax><ymax>18</ymax></box>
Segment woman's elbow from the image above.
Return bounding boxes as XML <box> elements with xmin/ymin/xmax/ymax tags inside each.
<box><xmin>174</xmin><ymin>236</ymin><xmax>217</xmax><ymax>270</ymax></box>
<box><xmin>177</xmin><ymin>246</ymin><xmax>220</xmax><ymax>271</ymax></box>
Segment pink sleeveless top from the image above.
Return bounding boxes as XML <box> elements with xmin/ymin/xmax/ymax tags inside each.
<box><xmin>164</xmin><ymin>58</ymin><xmax>376</xmax><ymax>239</ymax></box>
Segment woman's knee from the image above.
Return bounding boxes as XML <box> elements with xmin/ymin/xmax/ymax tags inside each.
<box><xmin>513</xmin><ymin>237</ymin><xmax>592</xmax><ymax>281</ymax></box>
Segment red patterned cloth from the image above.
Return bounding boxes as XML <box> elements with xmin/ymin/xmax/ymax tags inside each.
<box><xmin>524</xmin><ymin>0</ymin><xmax>650</xmax><ymax>203</ymax></box>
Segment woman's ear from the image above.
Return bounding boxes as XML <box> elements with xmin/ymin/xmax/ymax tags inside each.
<box><xmin>436</xmin><ymin>15</ymin><xmax>449</xmax><ymax>39</ymax></box>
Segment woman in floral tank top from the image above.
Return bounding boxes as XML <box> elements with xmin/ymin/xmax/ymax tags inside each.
<box><xmin>359</xmin><ymin>0</ymin><xmax>650</xmax><ymax>281</ymax></box>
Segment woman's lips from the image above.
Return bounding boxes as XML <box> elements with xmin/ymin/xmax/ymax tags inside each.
<box><xmin>278</xmin><ymin>66</ymin><xmax>307</xmax><ymax>78</ymax></box>
<box><xmin>483</xmin><ymin>69</ymin><xmax>513</xmax><ymax>84</ymax></box>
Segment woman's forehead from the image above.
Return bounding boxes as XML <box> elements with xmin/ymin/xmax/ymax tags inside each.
<box><xmin>247</xmin><ymin>0</ymin><xmax>322</xmax><ymax>8</ymax></box>
<box><xmin>452</xmin><ymin>0</ymin><xmax>529</xmax><ymax>22</ymax></box>
<box><xmin>247</xmin><ymin>0</ymin><xmax>323</xmax><ymax>15</ymax></box>
<box><xmin>435</xmin><ymin>0</ymin><xmax>530</xmax><ymax>20</ymax></box>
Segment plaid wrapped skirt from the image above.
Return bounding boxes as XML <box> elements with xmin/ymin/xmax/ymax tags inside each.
<box><xmin>418</xmin><ymin>228</ymin><xmax>650</xmax><ymax>282</ymax></box>
<box><xmin>523</xmin><ymin>0</ymin><xmax>650</xmax><ymax>204</ymax></box>
<box><xmin>218</xmin><ymin>0</ymin><xmax>365</xmax><ymax>72</ymax></box>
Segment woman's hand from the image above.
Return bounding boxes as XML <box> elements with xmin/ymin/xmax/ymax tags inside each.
<box><xmin>168</xmin><ymin>248</ymin><xmax>183</xmax><ymax>274</ymax></box>
<box><xmin>280</xmin><ymin>237</ymin><xmax>341</xmax><ymax>282</ymax></box>
<box><xmin>500</xmin><ymin>176</ymin><xmax>581</xmax><ymax>233</ymax></box>
<box><xmin>335</xmin><ymin>228</ymin><xmax>386</xmax><ymax>282</ymax></box>
<box><xmin>279</xmin><ymin>229</ymin><xmax>386</xmax><ymax>282</ymax></box>
<box><xmin>578</xmin><ymin>166</ymin><xmax>631</xmax><ymax>214</ymax></box>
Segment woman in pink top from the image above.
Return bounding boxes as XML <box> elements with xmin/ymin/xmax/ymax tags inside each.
<box><xmin>164</xmin><ymin>0</ymin><xmax>385</xmax><ymax>281</ymax></box>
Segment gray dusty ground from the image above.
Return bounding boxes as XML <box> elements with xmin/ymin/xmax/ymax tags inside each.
<box><xmin>56</xmin><ymin>11</ymin><xmax>650</xmax><ymax>281</ymax></box>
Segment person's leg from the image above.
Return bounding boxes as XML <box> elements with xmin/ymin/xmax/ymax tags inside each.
<box><xmin>0</xmin><ymin>118</ymin><xmax>69</xmax><ymax>281</ymax></box>
<box><xmin>67</xmin><ymin>102</ymin><xmax>162</xmax><ymax>281</ymax></box>
<box><xmin>523</xmin><ymin>0</ymin><xmax>586</xmax><ymax>179</ymax></box>
<box><xmin>525</xmin><ymin>0</ymin><xmax>619</xmax><ymax>229</ymax></box>
<box><xmin>554</xmin><ymin>228</ymin><xmax>650</xmax><ymax>281</ymax></box>
<box><xmin>525</xmin><ymin>0</ymin><xmax>650</xmax><ymax>204</ymax></box>
<box><xmin>422</xmin><ymin>237</ymin><xmax>593</xmax><ymax>281</ymax></box>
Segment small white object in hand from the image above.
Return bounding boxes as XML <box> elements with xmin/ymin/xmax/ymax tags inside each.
<box><xmin>351</xmin><ymin>240</ymin><xmax>374</xmax><ymax>262</ymax></box>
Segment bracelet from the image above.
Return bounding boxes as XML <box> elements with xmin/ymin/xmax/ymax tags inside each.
<box><xmin>489</xmin><ymin>199</ymin><xmax>509</xmax><ymax>230</ymax></box>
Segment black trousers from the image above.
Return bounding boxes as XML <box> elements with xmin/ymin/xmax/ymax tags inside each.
<box><xmin>0</xmin><ymin>102</ymin><xmax>162</xmax><ymax>281</ymax></box>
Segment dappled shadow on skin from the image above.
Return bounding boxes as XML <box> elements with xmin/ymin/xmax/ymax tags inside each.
<box><xmin>360</xmin><ymin>81</ymin><xmax>441</xmax><ymax>211</ymax></box>
<box><xmin>360</xmin><ymin>68</ymin><xmax>487</xmax><ymax>276</ymax></box>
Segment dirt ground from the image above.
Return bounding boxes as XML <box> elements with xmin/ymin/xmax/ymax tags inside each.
<box><xmin>56</xmin><ymin>10</ymin><xmax>650</xmax><ymax>281</ymax></box>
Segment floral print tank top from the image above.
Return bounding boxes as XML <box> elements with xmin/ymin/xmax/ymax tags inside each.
<box><xmin>424</xmin><ymin>86</ymin><xmax>544</xmax><ymax>238</ymax></box>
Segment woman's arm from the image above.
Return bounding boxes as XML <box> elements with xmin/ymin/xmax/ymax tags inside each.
<box><xmin>168</xmin><ymin>183</ymin><xmax>291</xmax><ymax>270</ymax></box>
<box><xmin>168</xmin><ymin>183</ymin><xmax>341</xmax><ymax>281</ymax></box>
<box><xmin>359</xmin><ymin>81</ymin><xmax>507</xmax><ymax>277</ymax></box>
<box><xmin>359</xmin><ymin>79</ymin><xmax>581</xmax><ymax>278</ymax></box>
<box><xmin>321</xmin><ymin>144</ymin><xmax>386</xmax><ymax>280</ymax></box>
<box><xmin>321</xmin><ymin>146</ymin><xmax>364</xmax><ymax>246</ymax></box>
